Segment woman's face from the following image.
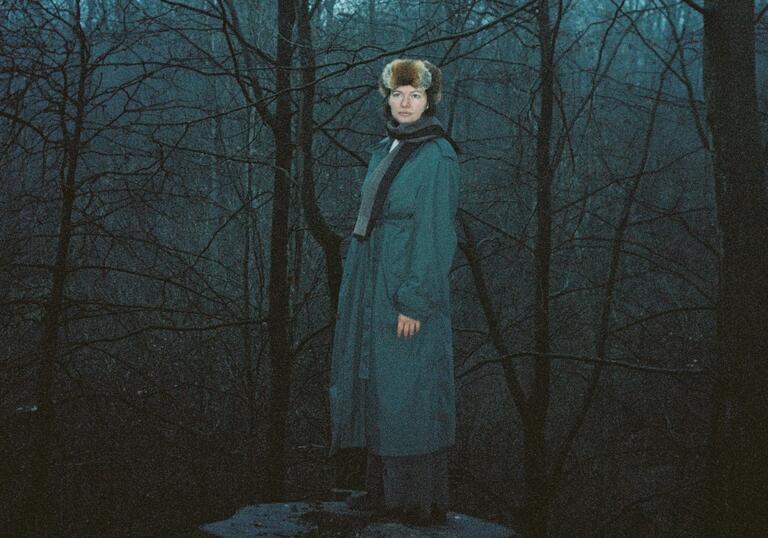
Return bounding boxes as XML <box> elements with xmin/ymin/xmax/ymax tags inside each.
<box><xmin>388</xmin><ymin>85</ymin><xmax>428</xmax><ymax>124</ymax></box>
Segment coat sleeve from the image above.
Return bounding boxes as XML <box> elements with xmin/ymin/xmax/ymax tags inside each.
<box><xmin>393</xmin><ymin>148</ymin><xmax>459</xmax><ymax>322</ymax></box>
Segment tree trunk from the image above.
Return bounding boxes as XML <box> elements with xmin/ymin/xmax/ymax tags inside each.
<box><xmin>241</xmin><ymin>107</ymin><xmax>257</xmax><ymax>499</ymax></box>
<box><xmin>701</xmin><ymin>1</ymin><xmax>768</xmax><ymax>535</ymax></box>
<box><xmin>524</xmin><ymin>0</ymin><xmax>556</xmax><ymax>534</ymax></box>
<box><xmin>296</xmin><ymin>0</ymin><xmax>343</xmax><ymax>317</ymax></box>
<box><xmin>264</xmin><ymin>0</ymin><xmax>296</xmax><ymax>502</ymax></box>
<box><xmin>30</xmin><ymin>3</ymin><xmax>89</xmax><ymax>535</ymax></box>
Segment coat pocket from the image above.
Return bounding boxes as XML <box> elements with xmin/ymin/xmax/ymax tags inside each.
<box><xmin>379</xmin><ymin>221</ymin><xmax>412</xmax><ymax>308</ymax></box>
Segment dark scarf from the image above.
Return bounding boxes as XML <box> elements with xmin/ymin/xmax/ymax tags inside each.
<box><xmin>352</xmin><ymin>116</ymin><xmax>448</xmax><ymax>240</ymax></box>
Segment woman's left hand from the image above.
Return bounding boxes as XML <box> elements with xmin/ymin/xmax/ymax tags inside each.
<box><xmin>397</xmin><ymin>313</ymin><xmax>421</xmax><ymax>338</ymax></box>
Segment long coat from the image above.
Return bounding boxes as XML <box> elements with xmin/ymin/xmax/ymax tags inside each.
<box><xmin>329</xmin><ymin>134</ymin><xmax>460</xmax><ymax>457</ymax></box>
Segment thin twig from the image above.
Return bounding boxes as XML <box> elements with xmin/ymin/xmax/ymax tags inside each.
<box><xmin>680</xmin><ymin>0</ymin><xmax>707</xmax><ymax>15</ymax></box>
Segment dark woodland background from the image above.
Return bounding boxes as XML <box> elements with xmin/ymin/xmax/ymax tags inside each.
<box><xmin>1</xmin><ymin>0</ymin><xmax>767</xmax><ymax>536</ymax></box>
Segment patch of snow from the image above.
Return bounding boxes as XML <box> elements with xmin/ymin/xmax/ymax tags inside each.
<box><xmin>200</xmin><ymin>499</ymin><xmax>516</xmax><ymax>537</ymax></box>
<box><xmin>201</xmin><ymin>503</ymin><xmax>314</xmax><ymax>537</ymax></box>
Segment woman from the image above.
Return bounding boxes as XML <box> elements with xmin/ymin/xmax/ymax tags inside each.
<box><xmin>328</xmin><ymin>58</ymin><xmax>460</xmax><ymax>526</ymax></box>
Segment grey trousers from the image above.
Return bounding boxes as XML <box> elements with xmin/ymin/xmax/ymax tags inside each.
<box><xmin>365</xmin><ymin>447</ymin><xmax>450</xmax><ymax>518</ymax></box>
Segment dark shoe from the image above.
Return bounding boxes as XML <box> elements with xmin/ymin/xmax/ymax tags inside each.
<box><xmin>397</xmin><ymin>508</ymin><xmax>435</xmax><ymax>527</ymax></box>
<box><xmin>345</xmin><ymin>492</ymin><xmax>380</xmax><ymax>512</ymax></box>
<box><xmin>397</xmin><ymin>507</ymin><xmax>448</xmax><ymax>527</ymax></box>
<box><xmin>372</xmin><ymin>506</ymin><xmax>403</xmax><ymax>521</ymax></box>
<box><xmin>431</xmin><ymin>507</ymin><xmax>447</xmax><ymax>525</ymax></box>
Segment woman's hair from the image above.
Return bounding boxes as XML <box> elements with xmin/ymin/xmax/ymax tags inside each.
<box><xmin>379</xmin><ymin>58</ymin><xmax>442</xmax><ymax>120</ymax></box>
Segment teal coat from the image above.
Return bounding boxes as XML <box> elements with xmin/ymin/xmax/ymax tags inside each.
<box><xmin>329</xmin><ymin>135</ymin><xmax>460</xmax><ymax>457</ymax></box>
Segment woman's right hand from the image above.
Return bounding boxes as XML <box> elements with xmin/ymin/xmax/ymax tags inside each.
<box><xmin>397</xmin><ymin>313</ymin><xmax>421</xmax><ymax>338</ymax></box>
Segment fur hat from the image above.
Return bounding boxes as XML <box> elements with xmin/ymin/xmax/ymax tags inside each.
<box><xmin>379</xmin><ymin>59</ymin><xmax>442</xmax><ymax>103</ymax></box>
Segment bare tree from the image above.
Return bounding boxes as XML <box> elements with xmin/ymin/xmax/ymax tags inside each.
<box><xmin>677</xmin><ymin>1</ymin><xmax>768</xmax><ymax>535</ymax></box>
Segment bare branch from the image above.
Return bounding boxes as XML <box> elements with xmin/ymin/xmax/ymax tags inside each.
<box><xmin>458</xmin><ymin>351</ymin><xmax>705</xmax><ymax>380</ymax></box>
<box><xmin>680</xmin><ymin>0</ymin><xmax>707</xmax><ymax>14</ymax></box>
<box><xmin>757</xmin><ymin>3</ymin><xmax>768</xmax><ymax>24</ymax></box>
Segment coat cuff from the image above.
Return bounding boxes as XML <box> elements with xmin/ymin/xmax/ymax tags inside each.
<box><xmin>393</xmin><ymin>288</ymin><xmax>433</xmax><ymax>322</ymax></box>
